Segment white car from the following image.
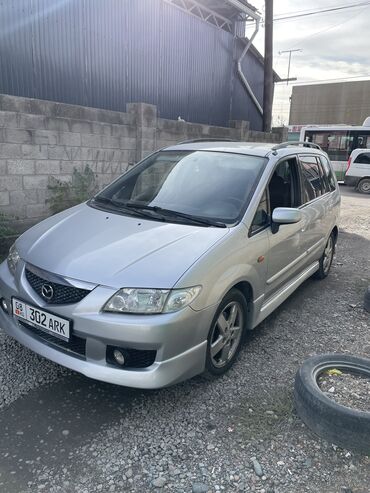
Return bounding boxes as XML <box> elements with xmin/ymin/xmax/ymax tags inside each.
<box><xmin>345</xmin><ymin>149</ymin><xmax>370</xmax><ymax>194</ymax></box>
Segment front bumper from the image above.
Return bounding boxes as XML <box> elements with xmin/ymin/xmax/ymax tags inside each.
<box><xmin>0</xmin><ymin>261</ymin><xmax>215</xmax><ymax>388</ymax></box>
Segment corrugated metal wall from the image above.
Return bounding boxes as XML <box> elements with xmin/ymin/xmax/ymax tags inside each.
<box><xmin>0</xmin><ymin>0</ymin><xmax>264</xmax><ymax>129</ymax></box>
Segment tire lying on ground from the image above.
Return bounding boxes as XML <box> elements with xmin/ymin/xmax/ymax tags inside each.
<box><xmin>294</xmin><ymin>354</ymin><xmax>370</xmax><ymax>455</ymax></box>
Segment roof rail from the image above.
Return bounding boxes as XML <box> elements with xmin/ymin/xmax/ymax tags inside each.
<box><xmin>272</xmin><ymin>141</ymin><xmax>322</xmax><ymax>151</ymax></box>
<box><xmin>176</xmin><ymin>138</ymin><xmax>235</xmax><ymax>144</ymax></box>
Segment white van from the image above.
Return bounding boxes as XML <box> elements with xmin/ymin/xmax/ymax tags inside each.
<box><xmin>344</xmin><ymin>149</ymin><xmax>370</xmax><ymax>194</ymax></box>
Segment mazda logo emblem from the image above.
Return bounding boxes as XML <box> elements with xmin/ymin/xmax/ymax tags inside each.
<box><xmin>41</xmin><ymin>283</ymin><xmax>54</xmax><ymax>301</ymax></box>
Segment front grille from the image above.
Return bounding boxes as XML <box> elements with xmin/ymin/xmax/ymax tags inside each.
<box><xmin>19</xmin><ymin>320</ymin><xmax>86</xmax><ymax>359</ymax></box>
<box><xmin>106</xmin><ymin>346</ymin><xmax>156</xmax><ymax>369</ymax></box>
<box><xmin>25</xmin><ymin>268</ymin><xmax>91</xmax><ymax>305</ymax></box>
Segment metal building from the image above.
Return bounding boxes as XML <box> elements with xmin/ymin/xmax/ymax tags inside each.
<box><xmin>0</xmin><ymin>0</ymin><xmax>278</xmax><ymax>130</ymax></box>
<box><xmin>289</xmin><ymin>80</ymin><xmax>370</xmax><ymax>126</ymax></box>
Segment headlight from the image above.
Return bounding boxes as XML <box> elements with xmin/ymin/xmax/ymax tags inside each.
<box><xmin>103</xmin><ymin>286</ymin><xmax>201</xmax><ymax>314</ymax></box>
<box><xmin>7</xmin><ymin>243</ymin><xmax>20</xmax><ymax>275</ymax></box>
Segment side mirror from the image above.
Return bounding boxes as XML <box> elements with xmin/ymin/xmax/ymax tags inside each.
<box><xmin>271</xmin><ymin>207</ymin><xmax>302</xmax><ymax>234</ymax></box>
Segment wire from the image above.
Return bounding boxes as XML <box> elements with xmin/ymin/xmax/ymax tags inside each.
<box><xmin>274</xmin><ymin>0</ymin><xmax>356</xmax><ymax>17</ymax></box>
<box><xmin>288</xmin><ymin>3</ymin><xmax>370</xmax><ymax>50</ymax></box>
<box><xmin>274</xmin><ymin>1</ymin><xmax>370</xmax><ymax>22</ymax></box>
<box><xmin>279</xmin><ymin>74</ymin><xmax>370</xmax><ymax>85</ymax></box>
<box><xmin>274</xmin><ymin>1</ymin><xmax>368</xmax><ymax>18</ymax></box>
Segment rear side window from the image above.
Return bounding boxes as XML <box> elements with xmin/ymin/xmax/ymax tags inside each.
<box><xmin>320</xmin><ymin>156</ymin><xmax>336</xmax><ymax>192</ymax></box>
<box><xmin>299</xmin><ymin>155</ymin><xmax>325</xmax><ymax>202</ymax></box>
<box><xmin>354</xmin><ymin>152</ymin><xmax>370</xmax><ymax>164</ymax></box>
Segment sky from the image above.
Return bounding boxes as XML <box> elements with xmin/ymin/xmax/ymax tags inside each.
<box><xmin>246</xmin><ymin>0</ymin><xmax>370</xmax><ymax>126</ymax></box>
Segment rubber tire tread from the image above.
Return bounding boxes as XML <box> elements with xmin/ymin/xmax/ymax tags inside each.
<box><xmin>313</xmin><ymin>233</ymin><xmax>335</xmax><ymax>280</ymax></box>
<box><xmin>357</xmin><ymin>178</ymin><xmax>370</xmax><ymax>194</ymax></box>
<box><xmin>294</xmin><ymin>353</ymin><xmax>370</xmax><ymax>454</ymax></box>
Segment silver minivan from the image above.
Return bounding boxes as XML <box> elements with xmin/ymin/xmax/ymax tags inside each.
<box><xmin>0</xmin><ymin>141</ymin><xmax>340</xmax><ymax>388</ymax></box>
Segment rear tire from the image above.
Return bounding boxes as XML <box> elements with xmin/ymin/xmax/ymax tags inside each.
<box><xmin>357</xmin><ymin>178</ymin><xmax>370</xmax><ymax>194</ymax></box>
<box><xmin>204</xmin><ymin>289</ymin><xmax>248</xmax><ymax>378</ymax></box>
<box><xmin>313</xmin><ymin>233</ymin><xmax>335</xmax><ymax>280</ymax></box>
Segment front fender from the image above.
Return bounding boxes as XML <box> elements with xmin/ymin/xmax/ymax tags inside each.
<box><xmin>175</xmin><ymin>226</ymin><xmax>269</xmax><ymax>317</ymax></box>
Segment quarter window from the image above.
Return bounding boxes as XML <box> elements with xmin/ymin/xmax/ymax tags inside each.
<box><xmin>354</xmin><ymin>152</ymin><xmax>370</xmax><ymax>164</ymax></box>
<box><xmin>250</xmin><ymin>190</ymin><xmax>269</xmax><ymax>234</ymax></box>
<box><xmin>299</xmin><ymin>156</ymin><xmax>324</xmax><ymax>202</ymax></box>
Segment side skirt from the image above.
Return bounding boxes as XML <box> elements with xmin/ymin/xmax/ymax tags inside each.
<box><xmin>253</xmin><ymin>261</ymin><xmax>319</xmax><ymax>327</ymax></box>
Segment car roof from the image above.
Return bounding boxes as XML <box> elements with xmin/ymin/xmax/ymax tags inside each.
<box><xmin>163</xmin><ymin>141</ymin><xmax>325</xmax><ymax>158</ymax></box>
<box><xmin>351</xmin><ymin>148</ymin><xmax>370</xmax><ymax>155</ymax></box>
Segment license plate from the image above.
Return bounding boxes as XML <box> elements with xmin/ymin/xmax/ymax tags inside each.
<box><xmin>12</xmin><ymin>298</ymin><xmax>71</xmax><ymax>341</ymax></box>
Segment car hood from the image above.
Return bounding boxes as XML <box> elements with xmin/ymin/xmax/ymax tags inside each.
<box><xmin>17</xmin><ymin>204</ymin><xmax>229</xmax><ymax>288</ymax></box>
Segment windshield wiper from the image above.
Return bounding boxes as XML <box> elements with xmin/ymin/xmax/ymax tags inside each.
<box><xmin>123</xmin><ymin>203</ymin><xmax>227</xmax><ymax>228</ymax></box>
<box><xmin>91</xmin><ymin>197</ymin><xmax>165</xmax><ymax>221</ymax></box>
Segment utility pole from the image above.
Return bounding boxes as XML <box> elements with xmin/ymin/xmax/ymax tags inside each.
<box><xmin>279</xmin><ymin>49</ymin><xmax>302</xmax><ymax>85</ymax></box>
<box><xmin>263</xmin><ymin>0</ymin><xmax>273</xmax><ymax>133</ymax></box>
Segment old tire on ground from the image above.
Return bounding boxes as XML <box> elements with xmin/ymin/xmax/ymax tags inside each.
<box><xmin>357</xmin><ymin>177</ymin><xmax>370</xmax><ymax>194</ymax></box>
<box><xmin>294</xmin><ymin>354</ymin><xmax>370</xmax><ymax>455</ymax></box>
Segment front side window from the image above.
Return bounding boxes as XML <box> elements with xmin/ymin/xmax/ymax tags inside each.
<box><xmin>269</xmin><ymin>158</ymin><xmax>300</xmax><ymax>211</ymax></box>
<box><xmin>250</xmin><ymin>158</ymin><xmax>300</xmax><ymax>235</ymax></box>
<box><xmin>91</xmin><ymin>151</ymin><xmax>267</xmax><ymax>226</ymax></box>
<box><xmin>299</xmin><ymin>155</ymin><xmax>324</xmax><ymax>203</ymax></box>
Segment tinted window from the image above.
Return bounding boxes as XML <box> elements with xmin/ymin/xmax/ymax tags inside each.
<box><xmin>352</xmin><ymin>132</ymin><xmax>370</xmax><ymax>149</ymax></box>
<box><xmin>320</xmin><ymin>156</ymin><xmax>336</xmax><ymax>191</ymax></box>
<box><xmin>269</xmin><ymin>159</ymin><xmax>300</xmax><ymax>211</ymax></box>
<box><xmin>299</xmin><ymin>156</ymin><xmax>324</xmax><ymax>202</ymax></box>
<box><xmin>94</xmin><ymin>150</ymin><xmax>267</xmax><ymax>225</ymax></box>
<box><xmin>354</xmin><ymin>152</ymin><xmax>370</xmax><ymax>164</ymax></box>
<box><xmin>250</xmin><ymin>190</ymin><xmax>269</xmax><ymax>234</ymax></box>
<box><xmin>305</xmin><ymin>130</ymin><xmax>352</xmax><ymax>161</ymax></box>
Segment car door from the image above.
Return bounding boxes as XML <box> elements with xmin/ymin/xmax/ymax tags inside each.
<box><xmin>297</xmin><ymin>154</ymin><xmax>330</xmax><ymax>268</ymax></box>
<box><xmin>261</xmin><ymin>157</ymin><xmax>306</xmax><ymax>299</ymax></box>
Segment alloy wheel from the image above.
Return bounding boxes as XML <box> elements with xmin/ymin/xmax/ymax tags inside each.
<box><xmin>209</xmin><ymin>301</ymin><xmax>243</xmax><ymax>368</ymax></box>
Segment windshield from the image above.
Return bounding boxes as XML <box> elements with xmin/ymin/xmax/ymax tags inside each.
<box><xmin>91</xmin><ymin>150</ymin><xmax>267</xmax><ymax>225</ymax></box>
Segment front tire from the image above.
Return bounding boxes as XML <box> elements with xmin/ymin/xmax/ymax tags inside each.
<box><xmin>313</xmin><ymin>233</ymin><xmax>335</xmax><ymax>280</ymax></box>
<box><xmin>357</xmin><ymin>178</ymin><xmax>370</xmax><ymax>194</ymax></box>
<box><xmin>204</xmin><ymin>289</ymin><xmax>248</xmax><ymax>377</ymax></box>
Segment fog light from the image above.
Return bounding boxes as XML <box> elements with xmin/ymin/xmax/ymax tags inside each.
<box><xmin>0</xmin><ymin>298</ymin><xmax>9</xmax><ymax>314</ymax></box>
<box><xmin>113</xmin><ymin>349</ymin><xmax>126</xmax><ymax>366</ymax></box>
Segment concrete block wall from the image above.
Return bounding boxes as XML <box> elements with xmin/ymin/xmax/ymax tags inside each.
<box><xmin>0</xmin><ymin>94</ymin><xmax>137</xmax><ymax>232</ymax></box>
<box><xmin>0</xmin><ymin>94</ymin><xmax>287</xmax><ymax>233</ymax></box>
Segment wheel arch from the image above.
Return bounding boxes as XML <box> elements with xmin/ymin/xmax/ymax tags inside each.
<box><xmin>230</xmin><ymin>280</ymin><xmax>254</xmax><ymax>329</ymax></box>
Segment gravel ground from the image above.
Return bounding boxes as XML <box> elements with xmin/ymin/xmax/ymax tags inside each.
<box><xmin>0</xmin><ymin>186</ymin><xmax>369</xmax><ymax>493</ymax></box>
<box><xmin>319</xmin><ymin>371</ymin><xmax>370</xmax><ymax>413</ymax></box>
<box><xmin>0</xmin><ymin>330</ymin><xmax>69</xmax><ymax>410</ymax></box>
